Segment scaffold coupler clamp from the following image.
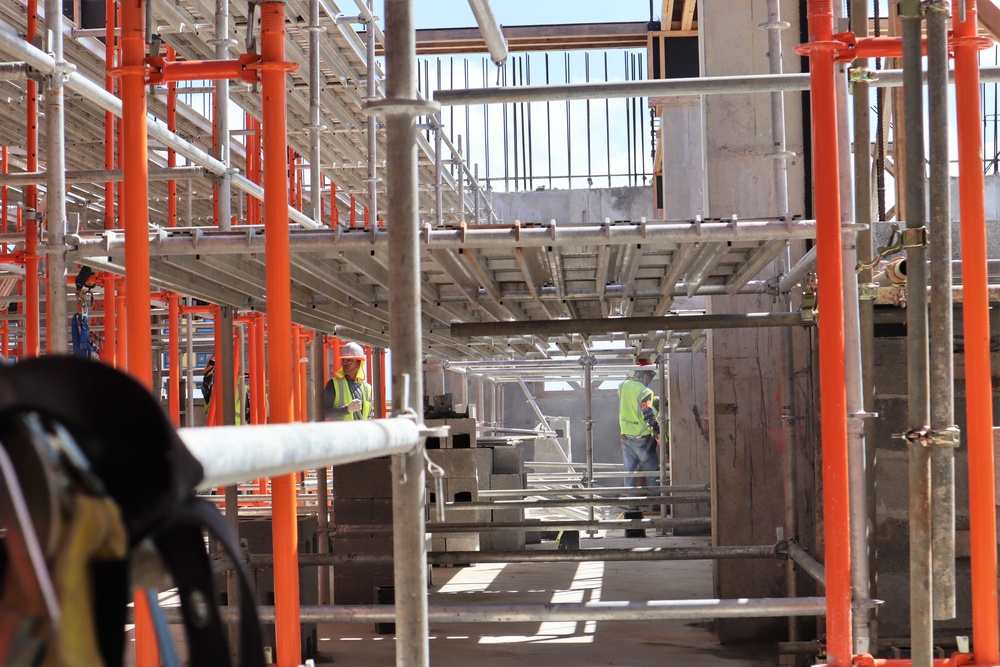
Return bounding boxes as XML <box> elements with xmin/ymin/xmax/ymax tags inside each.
<box><xmin>895</xmin><ymin>427</ymin><xmax>933</xmax><ymax>448</ymax></box>
<box><xmin>928</xmin><ymin>425</ymin><xmax>961</xmax><ymax>448</ymax></box>
<box><xmin>799</xmin><ymin>291</ymin><xmax>817</xmax><ymax>327</ymax></box>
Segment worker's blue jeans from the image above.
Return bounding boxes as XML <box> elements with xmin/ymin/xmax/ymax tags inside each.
<box><xmin>621</xmin><ymin>434</ymin><xmax>659</xmax><ymax>489</ymax></box>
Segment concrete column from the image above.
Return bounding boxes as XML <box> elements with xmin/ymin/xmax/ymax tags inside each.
<box><xmin>700</xmin><ymin>0</ymin><xmax>812</xmax><ymax>642</ymax></box>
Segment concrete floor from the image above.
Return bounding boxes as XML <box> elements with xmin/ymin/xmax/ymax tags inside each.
<box><xmin>313</xmin><ymin>533</ymin><xmax>779</xmax><ymax>666</ymax></box>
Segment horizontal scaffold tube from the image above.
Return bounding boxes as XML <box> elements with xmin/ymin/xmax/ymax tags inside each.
<box><xmin>66</xmin><ymin>219</ymin><xmax>818</xmax><ymax>259</ymax></box>
<box><xmin>147</xmin><ymin>597</ymin><xmax>829</xmax><ymax>624</ymax></box>
<box><xmin>247</xmin><ymin>544</ymin><xmax>779</xmax><ymax>566</ymax></box>
<box><xmin>179</xmin><ymin>418</ymin><xmax>420</xmax><ymax>487</ymax></box>
<box><xmin>434</xmin><ymin>494</ymin><xmax>708</xmax><ymax>510</ymax></box>
<box><xmin>478</xmin><ymin>484</ymin><xmax>710</xmax><ymax>497</ymax></box>
<box><xmin>434</xmin><ymin>65</ymin><xmax>1000</xmax><ymax>106</ymax></box>
<box><xmin>452</xmin><ymin>312</ymin><xmax>803</xmax><ymax>338</ymax></box>
<box><xmin>786</xmin><ymin>541</ymin><xmax>826</xmax><ymax>586</ymax></box>
<box><xmin>335</xmin><ymin>517</ymin><xmax>713</xmax><ymax>534</ymax></box>
<box><xmin>0</xmin><ymin>166</ymin><xmax>207</xmax><ymax>186</ymax></box>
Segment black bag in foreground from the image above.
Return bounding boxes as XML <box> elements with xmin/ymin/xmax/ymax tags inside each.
<box><xmin>0</xmin><ymin>356</ymin><xmax>265</xmax><ymax>667</ymax></box>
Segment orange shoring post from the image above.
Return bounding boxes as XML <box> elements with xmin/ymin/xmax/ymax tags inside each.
<box><xmin>363</xmin><ymin>205</ymin><xmax>369</xmax><ymax>229</ymax></box>
<box><xmin>349</xmin><ymin>194</ymin><xmax>356</xmax><ymax>227</ymax></box>
<box><xmin>23</xmin><ymin>0</ymin><xmax>38</xmax><ymax>358</ymax></box>
<box><xmin>115</xmin><ymin>277</ymin><xmax>126</xmax><ymax>367</ymax></box>
<box><xmin>954</xmin><ymin>1</ymin><xmax>1000</xmax><ymax>663</ymax></box>
<box><xmin>261</xmin><ymin>2</ymin><xmax>302</xmax><ymax>661</ymax></box>
<box><xmin>167</xmin><ymin>292</ymin><xmax>180</xmax><ymax>425</ymax></box>
<box><xmin>853</xmin><ymin>655</ymin><xmax>973</xmax><ymax>667</ymax></box>
<box><xmin>364</xmin><ymin>344</ymin><xmax>373</xmax><ymax>383</ymax></box>
<box><xmin>167</xmin><ymin>47</ymin><xmax>177</xmax><ymax>228</ymax></box>
<box><xmin>120</xmin><ymin>0</ymin><xmax>157</xmax><ymax>660</ymax></box>
<box><xmin>299</xmin><ymin>330</ymin><xmax>310</xmax><ymax>423</ymax></box>
<box><xmin>210</xmin><ymin>305</ymin><xmax>223</xmax><ymax>428</ymax></box>
<box><xmin>101</xmin><ymin>274</ymin><xmax>117</xmax><ymax>366</ymax></box>
<box><xmin>2</xmin><ymin>145</ymin><xmax>7</xmax><ymax>235</ymax></box>
<box><xmin>292</xmin><ymin>324</ymin><xmax>303</xmax><ymax>421</ymax></box>
<box><xmin>797</xmin><ymin>1</ymin><xmax>852</xmax><ymax>664</ymax></box>
<box><xmin>330</xmin><ymin>181</ymin><xmax>338</xmax><ymax>227</ymax></box>
<box><xmin>379</xmin><ymin>348</ymin><xmax>387</xmax><ymax>417</ymax></box>
<box><xmin>1</xmin><ymin>320</ymin><xmax>7</xmax><ymax>360</ymax></box>
<box><xmin>254</xmin><ymin>312</ymin><xmax>267</xmax><ymax>493</ymax></box>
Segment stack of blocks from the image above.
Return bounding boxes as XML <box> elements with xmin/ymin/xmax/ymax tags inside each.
<box><xmin>330</xmin><ymin>458</ymin><xmax>394</xmax><ymax>604</ymax></box>
<box><xmin>425</xmin><ymin>418</ymin><xmax>527</xmax><ymax>553</ymax></box>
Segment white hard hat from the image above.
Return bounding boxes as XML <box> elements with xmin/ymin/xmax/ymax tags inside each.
<box><xmin>341</xmin><ymin>341</ymin><xmax>365</xmax><ymax>360</ymax></box>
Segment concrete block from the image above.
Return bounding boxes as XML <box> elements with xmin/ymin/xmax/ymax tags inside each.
<box><xmin>446</xmin><ymin>417</ymin><xmax>477</xmax><ymax>446</ymax></box>
<box><xmin>472</xmin><ymin>447</ymin><xmax>493</xmax><ymax>483</ymax></box>
<box><xmin>445</xmin><ymin>534</ymin><xmax>480</xmax><ymax>552</ymax></box>
<box><xmin>489</xmin><ymin>473</ymin><xmax>523</xmax><ymax>492</ymax></box>
<box><xmin>372</xmin><ymin>498</ymin><xmax>394</xmax><ymax>525</ymax></box>
<box><xmin>428</xmin><ymin>449</ymin><xmax>479</xmax><ymax>479</ymax></box>
<box><xmin>332</xmin><ymin>498</ymin><xmax>372</xmax><ymax>525</ymax></box>
<box><xmin>489</xmin><ymin>530</ymin><xmax>525</xmax><ymax>551</ymax></box>
<box><xmin>429</xmin><ymin>536</ymin><xmax>447</xmax><ymax>552</ymax></box>
<box><xmin>332</xmin><ymin>458</ymin><xmax>393</xmax><ymax>498</ymax></box>
<box><xmin>493</xmin><ymin>508</ymin><xmax>524</xmax><ymax>524</ymax></box>
<box><xmin>330</xmin><ymin>535</ymin><xmax>394</xmax><ymax>555</ymax></box>
<box><xmin>425</xmin><ymin>418</ymin><xmax>448</xmax><ymax>450</ymax></box>
<box><xmin>490</xmin><ymin>446</ymin><xmax>523</xmax><ymax>474</ymax></box>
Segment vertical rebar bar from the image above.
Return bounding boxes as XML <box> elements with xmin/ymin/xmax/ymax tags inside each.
<box><xmin>901</xmin><ymin>4</ymin><xmax>932</xmax><ymax>665</ymax></box>
<box><xmin>367</xmin><ymin>2</ymin><xmax>378</xmax><ymax>227</ymax></box>
<box><xmin>308</xmin><ymin>0</ymin><xmax>323</xmax><ymax>225</ymax></box>
<box><xmin>926</xmin><ymin>0</ymin><xmax>957</xmax><ymax>622</ymax></box>
<box><xmin>565</xmin><ymin>53</ymin><xmax>572</xmax><ymax>188</ymax></box>
<box><xmin>384</xmin><ymin>0</ymin><xmax>430</xmax><ymax>664</ymax></box>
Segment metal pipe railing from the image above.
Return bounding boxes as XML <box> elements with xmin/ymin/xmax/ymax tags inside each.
<box><xmin>182</xmin><ymin>419</ymin><xmax>420</xmax><ymax>487</ymax></box>
<box><xmin>334</xmin><ymin>517</ymin><xmax>711</xmax><ymax>534</ymax></box>
<box><xmin>902</xmin><ymin>7</ymin><xmax>933</xmax><ymax>666</ymax></box>
<box><xmin>479</xmin><ymin>484</ymin><xmax>707</xmax><ymax>497</ymax></box>
<box><xmin>926</xmin><ymin>0</ymin><xmax>957</xmax><ymax>623</ymax></box>
<box><xmin>149</xmin><ymin>596</ymin><xmax>829</xmax><ymax>625</ymax></box>
<box><xmin>433</xmin><ymin>495</ymin><xmax>707</xmax><ymax>511</ymax></box>
<box><xmin>247</xmin><ymin>544</ymin><xmax>779</xmax><ymax>566</ymax></box>
<box><xmin>786</xmin><ymin>541</ymin><xmax>826</xmax><ymax>587</ymax></box>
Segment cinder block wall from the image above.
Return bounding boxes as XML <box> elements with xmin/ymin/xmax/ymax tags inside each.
<box><xmin>871</xmin><ymin>305</ymin><xmax>1000</xmax><ymax>638</ymax></box>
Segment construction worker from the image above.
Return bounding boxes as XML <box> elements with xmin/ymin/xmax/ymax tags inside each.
<box><xmin>618</xmin><ymin>363</ymin><xmax>660</xmax><ymax>496</ymax></box>
<box><xmin>323</xmin><ymin>341</ymin><xmax>373</xmax><ymax>420</ymax></box>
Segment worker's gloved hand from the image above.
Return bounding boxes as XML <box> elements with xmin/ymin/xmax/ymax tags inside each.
<box><xmin>346</xmin><ymin>398</ymin><xmax>362</xmax><ymax>414</ymax></box>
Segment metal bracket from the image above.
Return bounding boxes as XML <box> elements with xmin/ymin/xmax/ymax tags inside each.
<box><xmin>858</xmin><ymin>282</ymin><xmax>879</xmax><ymax>301</ymax></box>
<box><xmin>928</xmin><ymin>425</ymin><xmax>961</xmax><ymax>448</ymax></box>
<box><xmin>364</xmin><ymin>97</ymin><xmax>440</xmax><ymax>118</ymax></box>
<box><xmin>849</xmin><ymin>410</ymin><xmax>879</xmax><ymax>421</ymax></box>
<box><xmin>799</xmin><ymin>293</ymin><xmax>817</xmax><ymax>326</ymax></box>
<box><xmin>894</xmin><ymin>427</ymin><xmax>933</xmax><ymax>448</ymax></box>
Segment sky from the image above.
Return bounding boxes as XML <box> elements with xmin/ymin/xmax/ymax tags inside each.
<box><xmin>371</xmin><ymin>1</ymin><xmax>654</xmax><ymax>29</ymax></box>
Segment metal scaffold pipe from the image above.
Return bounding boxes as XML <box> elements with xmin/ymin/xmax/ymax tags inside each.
<box><xmin>926</xmin><ymin>0</ymin><xmax>957</xmax><ymax>622</ymax></box>
<box><xmin>44</xmin><ymin>0</ymin><xmax>67</xmax><ymax>355</ymax></box>
<box><xmin>149</xmin><ymin>596</ymin><xmax>830</xmax><ymax>625</ymax></box>
<box><xmin>380</xmin><ymin>0</ymin><xmax>433</xmax><ymax>663</ymax></box>
<box><xmin>467</xmin><ymin>0</ymin><xmax>507</xmax><ymax>65</ymax></box>
<box><xmin>451</xmin><ymin>312</ymin><xmax>803</xmax><ymax>338</ymax></box>
<box><xmin>248</xmin><ymin>544</ymin><xmax>780</xmax><ymax>566</ymax></box>
<box><xmin>180</xmin><ymin>418</ymin><xmax>420</xmax><ymax>487</ymax></box>
<box><xmin>213</xmin><ymin>0</ymin><xmax>232</xmax><ymax>232</ymax></box>
<box><xmin>902</xmin><ymin>7</ymin><xmax>933</xmax><ymax>662</ymax></box>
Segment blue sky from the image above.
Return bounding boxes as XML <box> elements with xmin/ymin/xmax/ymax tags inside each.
<box><xmin>373</xmin><ymin>2</ymin><xmax>654</xmax><ymax>29</ymax></box>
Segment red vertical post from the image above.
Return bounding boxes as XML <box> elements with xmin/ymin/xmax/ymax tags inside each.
<box><xmin>1</xmin><ymin>145</ymin><xmax>7</xmax><ymax>235</ymax></box>
<box><xmin>363</xmin><ymin>205</ymin><xmax>369</xmax><ymax>229</ymax></box>
<box><xmin>330</xmin><ymin>181</ymin><xmax>338</xmax><ymax>227</ymax></box>
<box><xmin>349</xmin><ymin>194</ymin><xmax>356</xmax><ymax>228</ymax></box>
<box><xmin>24</xmin><ymin>0</ymin><xmax>39</xmax><ymax>358</ymax></box>
<box><xmin>121</xmin><ymin>0</ymin><xmax>152</xmax><ymax>382</ymax></box>
<box><xmin>954</xmin><ymin>1</ymin><xmax>1000</xmax><ymax>663</ymax></box>
<box><xmin>379</xmin><ymin>348</ymin><xmax>387</xmax><ymax>417</ymax></box>
<box><xmin>115</xmin><ymin>278</ymin><xmax>127</xmax><ymax>369</ymax></box>
<box><xmin>102</xmin><ymin>274</ymin><xmax>117</xmax><ymax>366</ymax></box>
<box><xmin>261</xmin><ymin>3</ymin><xmax>301</xmax><ymax>663</ymax></box>
<box><xmin>799</xmin><ymin>2</ymin><xmax>851</xmax><ymax>664</ymax></box>
<box><xmin>167</xmin><ymin>292</ymin><xmax>180</xmax><ymax>425</ymax></box>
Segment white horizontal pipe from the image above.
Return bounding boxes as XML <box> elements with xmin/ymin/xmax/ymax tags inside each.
<box><xmin>180</xmin><ymin>418</ymin><xmax>420</xmax><ymax>487</ymax></box>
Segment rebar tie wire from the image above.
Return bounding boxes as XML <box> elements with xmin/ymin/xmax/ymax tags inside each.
<box><xmin>855</xmin><ymin>223</ymin><xmax>928</xmax><ymax>273</ymax></box>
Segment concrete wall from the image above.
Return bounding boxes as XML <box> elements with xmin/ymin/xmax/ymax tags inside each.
<box><xmin>701</xmin><ymin>0</ymin><xmax>812</xmax><ymax>643</ymax></box>
<box><xmin>490</xmin><ymin>185</ymin><xmax>656</xmax><ymax>224</ymax></box>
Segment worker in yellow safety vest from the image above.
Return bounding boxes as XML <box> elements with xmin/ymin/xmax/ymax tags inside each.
<box><xmin>618</xmin><ymin>364</ymin><xmax>661</xmax><ymax>497</ymax></box>
<box><xmin>323</xmin><ymin>341</ymin><xmax>373</xmax><ymax>420</ymax></box>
